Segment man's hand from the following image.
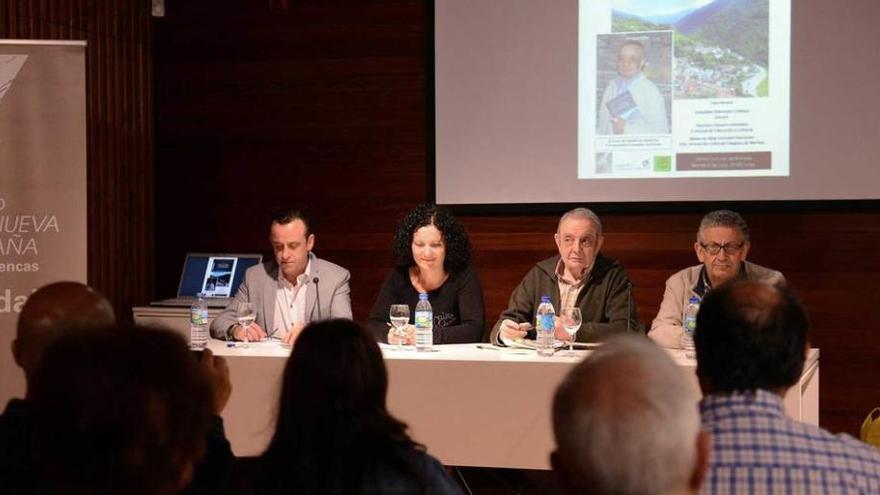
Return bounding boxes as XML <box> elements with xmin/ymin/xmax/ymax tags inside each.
<box><xmin>612</xmin><ymin>117</ymin><xmax>626</xmax><ymax>135</ymax></box>
<box><xmin>199</xmin><ymin>349</ymin><xmax>232</xmax><ymax>415</ymax></box>
<box><xmin>232</xmin><ymin>322</ymin><xmax>266</xmax><ymax>342</ymax></box>
<box><xmin>281</xmin><ymin>323</ymin><xmax>307</xmax><ymax>346</ymax></box>
<box><xmin>387</xmin><ymin>324</ymin><xmax>416</xmax><ymax>345</ymax></box>
<box><xmin>500</xmin><ymin>319</ymin><xmax>531</xmax><ymax>340</ymax></box>
<box><xmin>553</xmin><ymin>318</ymin><xmax>572</xmax><ymax>342</ymax></box>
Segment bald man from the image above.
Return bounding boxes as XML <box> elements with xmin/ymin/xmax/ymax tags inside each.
<box><xmin>552</xmin><ymin>334</ymin><xmax>708</xmax><ymax>495</ymax></box>
<box><xmin>11</xmin><ymin>281</ymin><xmax>116</xmax><ymax>394</ymax></box>
<box><xmin>0</xmin><ymin>282</ymin><xmax>235</xmax><ymax>493</ymax></box>
<box><xmin>597</xmin><ymin>40</ymin><xmax>669</xmax><ymax>136</ymax></box>
<box><xmin>0</xmin><ymin>282</ymin><xmax>116</xmax><ymax>492</ymax></box>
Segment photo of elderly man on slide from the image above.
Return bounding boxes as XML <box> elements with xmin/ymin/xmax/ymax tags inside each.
<box><xmin>597</xmin><ymin>35</ymin><xmax>671</xmax><ymax>135</ymax></box>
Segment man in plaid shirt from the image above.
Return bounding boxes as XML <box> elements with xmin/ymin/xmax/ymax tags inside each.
<box><xmin>695</xmin><ymin>281</ymin><xmax>880</xmax><ymax>494</ymax></box>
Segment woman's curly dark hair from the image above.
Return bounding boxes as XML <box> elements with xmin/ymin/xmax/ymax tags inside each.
<box><xmin>392</xmin><ymin>204</ymin><xmax>472</xmax><ymax>273</ymax></box>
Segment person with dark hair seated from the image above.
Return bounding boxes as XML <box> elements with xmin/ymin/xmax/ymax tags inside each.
<box><xmin>696</xmin><ymin>281</ymin><xmax>880</xmax><ymax>493</ymax></box>
<box><xmin>29</xmin><ymin>325</ymin><xmax>231</xmax><ymax>495</ymax></box>
<box><xmin>367</xmin><ymin>204</ymin><xmax>484</xmax><ymax>344</ymax></box>
<box><xmin>211</xmin><ymin>207</ymin><xmax>352</xmax><ymax>346</ymax></box>
<box><xmin>250</xmin><ymin>319</ymin><xmax>462</xmax><ymax>494</ymax></box>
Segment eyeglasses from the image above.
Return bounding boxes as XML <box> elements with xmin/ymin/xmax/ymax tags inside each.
<box><xmin>699</xmin><ymin>241</ymin><xmax>745</xmax><ymax>255</ymax></box>
<box><xmin>560</xmin><ymin>236</ymin><xmax>597</xmax><ymax>248</ymax></box>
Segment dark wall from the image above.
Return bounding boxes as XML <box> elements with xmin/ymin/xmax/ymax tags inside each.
<box><xmin>2</xmin><ymin>0</ymin><xmax>155</xmax><ymax>320</ymax></box>
<box><xmin>154</xmin><ymin>1</ymin><xmax>880</xmax><ymax>437</ymax></box>
<box><xmin>154</xmin><ymin>1</ymin><xmax>428</xmax><ymax>319</ymax></box>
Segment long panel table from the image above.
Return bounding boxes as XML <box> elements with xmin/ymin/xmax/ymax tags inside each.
<box><xmin>133</xmin><ymin>305</ymin><xmax>222</xmax><ymax>339</ymax></box>
<box><xmin>208</xmin><ymin>340</ymin><xmax>819</xmax><ymax>470</ymax></box>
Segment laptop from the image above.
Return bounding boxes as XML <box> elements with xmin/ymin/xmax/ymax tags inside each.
<box><xmin>151</xmin><ymin>253</ymin><xmax>263</xmax><ymax>309</ymax></box>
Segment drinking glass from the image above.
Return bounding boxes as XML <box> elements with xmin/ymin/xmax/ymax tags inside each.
<box><xmin>561</xmin><ymin>307</ymin><xmax>582</xmax><ymax>353</ymax></box>
<box><xmin>236</xmin><ymin>302</ymin><xmax>256</xmax><ymax>348</ymax></box>
<box><xmin>389</xmin><ymin>304</ymin><xmax>410</xmax><ymax>351</ymax></box>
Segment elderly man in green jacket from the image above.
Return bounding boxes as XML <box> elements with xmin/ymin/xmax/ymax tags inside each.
<box><xmin>490</xmin><ymin>208</ymin><xmax>642</xmax><ymax>345</ymax></box>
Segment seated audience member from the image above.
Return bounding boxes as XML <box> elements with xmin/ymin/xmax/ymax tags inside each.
<box><xmin>211</xmin><ymin>208</ymin><xmax>352</xmax><ymax>345</ymax></box>
<box><xmin>252</xmin><ymin>319</ymin><xmax>462</xmax><ymax>494</ymax></box>
<box><xmin>29</xmin><ymin>325</ymin><xmax>231</xmax><ymax>495</ymax></box>
<box><xmin>0</xmin><ymin>282</ymin><xmax>116</xmax><ymax>491</ymax></box>
<box><xmin>490</xmin><ymin>207</ymin><xmax>640</xmax><ymax>345</ymax></box>
<box><xmin>696</xmin><ymin>281</ymin><xmax>880</xmax><ymax>493</ymax></box>
<box><xmin>552</xmin><ymin>334</ymin><xmax>707</xmax><ymax>495</ymax></box>
<box><xmin>649</xmin><ymin>209</ymin><xmax>784</xmax><ymax>349</ymax></box>
<box><xmin>367</xmin><ymin>204</ymin><xmax>484</xmax><ymax>344</ymax></box>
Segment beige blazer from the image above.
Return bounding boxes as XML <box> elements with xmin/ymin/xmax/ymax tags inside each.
<box><xmin>648</xmin><ymin>261</ymin><xmax>784</xmax><ymax>349</ymax></box>
<box><xmin>209</xmin><ymin>253</ymin><xmax>352</xmax><ymax>339</ymax></box>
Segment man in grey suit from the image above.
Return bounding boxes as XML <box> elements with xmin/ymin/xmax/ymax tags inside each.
<box><xmin>210</xmin><ymin>208</ymin><xmax>352</xmax><ymax>345</ymax></box>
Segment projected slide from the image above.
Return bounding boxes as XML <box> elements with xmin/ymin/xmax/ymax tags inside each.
<box><xmin>578</xmin><ymin>0</ymin><xmax>790</xmax><ymax>179</ymax></box>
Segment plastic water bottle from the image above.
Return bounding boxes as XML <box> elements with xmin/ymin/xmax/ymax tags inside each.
<box><xmin>414</xmin><ymin>293</ymin><xmax>433</xmax><ymax>352</ymax></box>
<box><xmin>681</xmin><ymin>296</ymin><xmax>699</xmax><ymax>358</ymax></box>
<box><xmin>536</xmin><ymin>295</ymin><xmax>556</xmax><ymax>356</ymax></box>
<box><xmin>190</xmin><ymin>293</ymin><xmax>209</xmax><ymax>350</ymax></box>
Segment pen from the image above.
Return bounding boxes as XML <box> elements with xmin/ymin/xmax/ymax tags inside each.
<box><xmin>476</xmin><ymin>344</ymin><xmax>501</xmax><ymax>351</ymax></box>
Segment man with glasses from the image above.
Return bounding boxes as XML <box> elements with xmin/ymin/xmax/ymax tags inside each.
<box><xmin>648</xmin><ymin>210</ymin><xmax>784</xmax><ymax>349</ymax></box>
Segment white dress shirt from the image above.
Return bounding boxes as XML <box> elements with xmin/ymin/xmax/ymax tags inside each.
<box><xmin>272</xmin><ymin>256</ymin><xmax>312</xmax><ymax>337</ymax></box>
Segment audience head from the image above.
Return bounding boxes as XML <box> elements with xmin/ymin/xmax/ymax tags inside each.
<box><xmin>13</xmin><ymin>281</ymin><xmax>115</xmax><ymax>387</ymax></box>
<box><xmin>269</xmin><ymin>207</ymin><xmax>314</xmax><ymax>283</ymax></box>
<box><xmin>30</xmin><ymin>325</ymin><xmax>214</xmax><ymax>494</ymax></box>
<box><xmin>271</xmin><ymin>319</ymin><xmax>410</xmax><ymax>444</ymax></box>
<box><xmin>393</xmin><ymin>204</ymin><xmax>472</xmax><ymax>273</ymax></box>
<box><xmin>695</xmin><ymin>281</ymin><xmax>810</xmax><ymax>396</ymax></box>
<box><xmin>264</xmin><ymin>319</ymin><xmax>419</xmax><ymax>491</ymax></box>
<box><xmin>694</xmin><ymin>210</ymin><xmax>751</xmax><ymax>287</ymax></box>
<box><xmin>555</xmin><ymin>207</ymin><xmax>604</xmax><ymax>277</ymax></box>
<box><xmin>618</xmin><ymin>39</ymin><xmax>647</xmax><ymax>79</ymax></box>
<box><xmin>552</xmin><ymin>334</ymin><xmax>707</xmax><ymax>495</ymax></box>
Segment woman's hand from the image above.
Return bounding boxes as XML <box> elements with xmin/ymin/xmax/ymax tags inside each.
<box><xmin>387</xmin><ymin>324</ymin><xmax>416</xmax><ymax>345</ymax></box>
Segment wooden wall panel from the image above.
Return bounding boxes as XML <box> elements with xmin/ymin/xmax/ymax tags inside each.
<box><xmin>1</xmin><ymin>0</ymin><xmax>154</xmax><ymax>321</ymax></box>
<box><xmin>153</xmin><ymin>1</ymin><xmax>880</xmax><ymax>437</ymax></box>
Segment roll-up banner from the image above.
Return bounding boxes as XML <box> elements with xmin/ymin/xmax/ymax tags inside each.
<box><xmin>0</xmin><ymin>40</ymin><xmax>87</xmax><ymax>404</ymax></box>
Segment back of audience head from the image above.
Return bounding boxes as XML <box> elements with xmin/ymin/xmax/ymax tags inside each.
<box><xmin>695</xmin><ymin>280</ymin><xmax>809</xmax><ymax>396</ymax></box>
<box><xmin>13</xmin><ymin>281</ymin><xmax>115</xmax><ymax>389</ymax></box>
<box><xmin>30</xmin><ymin>325</ymin><xmax>214</xmax><ymax>495</ymax></box>
<box><xmin>264</xmin><ymin>319</ymin><xmax>421</xmax><ymax>490</ymax></box>
<box><xmin>552</xmin><ymin>334</ymin><xmax>707</xmax><ymax>495</ymax></box>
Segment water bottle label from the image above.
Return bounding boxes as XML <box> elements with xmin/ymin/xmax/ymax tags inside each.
<box><xmin>684</xmin><ymin>315</ymin><xmax>696</xmax><ymax>332</ymax></box>
<box><xmin>539</xmin><ymin>314</ymin><xmax>554</xmax><ymax>332</ymax></box>
<box><xmin>191</xmin><ymin>307</ymin><xmax>202</xmax><ymax>325</ymax></box>
<box><xmin>415</xmin><ymin>311</ymin><xmax>432</xmax><ymax>328</ymax></box>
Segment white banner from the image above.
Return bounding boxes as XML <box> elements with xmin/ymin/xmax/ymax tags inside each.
<box><xmin>0</xmin><ymin>40</ymin><xmax>87</xmax><ymax>404</ymax></box>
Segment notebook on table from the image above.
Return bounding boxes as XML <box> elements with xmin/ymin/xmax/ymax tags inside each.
<box><xmin>151</xmin><ymin>253</ymin><xmax>262</xmax><ymax>309</ymax></box>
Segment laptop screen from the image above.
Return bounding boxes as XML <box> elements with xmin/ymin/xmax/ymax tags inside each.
<box><xmin>177</xmin><ymin>253</ymin><xmax>262</xmax><ymax>298</ymax></box>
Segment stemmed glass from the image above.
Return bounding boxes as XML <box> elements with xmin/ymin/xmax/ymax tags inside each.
<box><xmin>236</xmin><ymin>302</ymin><xmax>256</xmax><ymax>348</ymax></box>
<box><xmin>561</xmin><ymin>307</ymin><xmax>582</xmax><ymax>354</ymax></box>
<box><xmin>389</xmin><ymin>304</ymin><xmax>410</xmax><ymax>351</ymax></box>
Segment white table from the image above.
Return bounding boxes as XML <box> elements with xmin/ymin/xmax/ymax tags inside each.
<box><xmin>208</xmin><ymin>340</ymin><xmax>819</xmax><ymax>469</ymax></box>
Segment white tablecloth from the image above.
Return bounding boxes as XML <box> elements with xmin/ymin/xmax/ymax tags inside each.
<box><xmin>208</xmin><ymin>340</ymin><xmax>819</xmax><ymax>469</ymax></box>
